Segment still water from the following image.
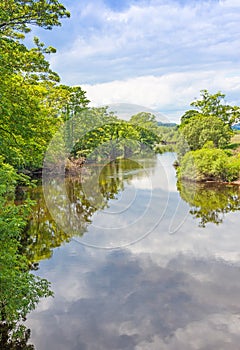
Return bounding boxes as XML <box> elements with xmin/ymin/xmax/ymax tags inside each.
<box><xmin>26</xmin><ymin>153</ymin><xmax>240</xmax><ymax>350</ymax></box>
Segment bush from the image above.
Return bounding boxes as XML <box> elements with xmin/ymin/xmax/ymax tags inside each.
<box><xmin>178</xmin><ymin>147</ymin><xmax>240</xmax><ymax>182</ymax></box>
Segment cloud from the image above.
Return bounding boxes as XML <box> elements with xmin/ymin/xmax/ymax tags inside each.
<box><xmin>28</xmin><ymin>0</ymin><xmax>240</xmax><ymax>119</ymax></box>
<box><xmin>48</xmin><ymin>0</ymin><xmax>240</xmax><ymax>82</ymax></box>
<box><xmin>27</xmin><ymin>247</ymin><xmax>240</xmax><ymax>350</ymax></box>
<box><xmin>81</xmin><ymin>70</ymin><xmax>240</xmax><ymax>122</ymax></box>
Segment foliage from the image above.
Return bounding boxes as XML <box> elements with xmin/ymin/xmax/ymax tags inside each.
<box><xmin>0</xmin><ymin>1</ymin><xmax>74</xmax><ymax>346</ymax></box>
<box><xmin>181</xmin><ymin>90</ymin><xmax>240</xmax><ymax>127</ymax></box>
<box><xmin>71</xmin><ymin>108</ymin><xmax>160</xmax><ymax>160</ymax></box>
<box><xmin>0</xmin><ymin>46</ymin><xmax>89</xmax><ymax>169</ymax></box>
<box><xmin>177</xmin><ymin>145</ymin><xmax>240</xmax><ymax>182</ymax></box>
<box><xmin>0</xmin><ymin>0</ymin><xmax>70</xmax><ymax>38</ymax></box>
<box><xmin>179</xmin><ymin>114</ymin><xmax>232</xmax><ymax>151</ymax></box>
<box><xmin>177</xmin><ymin>91</ymin><xmax>240</xmax><ymax>182</ymax></box>
<box><xmin>158</xmin><ymin>125</ymin><xmax>179</xmax><ymax>143</ymax></box>
<box><xmin>130</xmin><ymin>112</ymin><xmax>159</xmax><ymax>134</ymax></box>
<box><xmin>0</xmin><ymin>159</ymin><xmax>52</xmax><ymax>347</ymax></box>
<box><xmin>0</xmin><ymin>0</ymin><xmax>88</xmax><ymax>170</ymax></box>
<box><xmin>0</xmin><ymin>75</ymin><xmax>58</xmax><ymax>168</ymax></box>
<box><xmin>0</xmin><ymin>322</ymin><xmax>34</xmax><ymax>349</ymax></box>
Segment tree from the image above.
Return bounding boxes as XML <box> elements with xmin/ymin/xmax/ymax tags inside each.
<box><xmin>130</xmin><ymin>112</ymin><xmax>159</xmax><ymax>133</ymax></box>
<box><xmin>181</xmin><ymin>90</ymin><xmax>240</xmax><ymax>127</ymax></box>
<box><xmin>179</xmin><ymin>114</ymin><xmax>232</xmax><ymax>151</ymax></box>
<box><xmin>0</xmin><ymin>2</ymin><xmax>73</xmax><ymax>346</ymax></box>
<box><xmin>72</xmin><ymin>120</ymin><xmax>140</xmax><ymax>160</ymax></box>
<box><xmin>0</xmin><ymin>0</ymin><xmax>70</xmax><ymax>38</ymax></box>
<box><xmin>0</xmin><ymin>1</ymin><xmax>89</xmax><ymax>170</ymax></box>
<box><xmin>129</xmin><ymin>112</ymin><xmax>161</xmax><ymax>150</ymax></box>
<box><xmin>71</xmin><ymin>108</ymin><xmax>160</xmax><ymax>160</ymax></box>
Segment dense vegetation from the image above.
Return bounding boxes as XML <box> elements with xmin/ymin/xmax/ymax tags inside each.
<box><xmin>177</xmin><ymin>90</ymin><xmax>240</xmax><ymax>182</ymax></box>
<box><xmin>70</xmin><ymin>109</ymin><xmax>161</xmax><ymax>161</ymax></box>
<box><xmin>0</xmin><ymin>1</ymin><xmax>87</xmax><ymax>347</ymax></box>
<box><xmin>0</xmin><ymin>2</ymin><xmax>163</xmax><ymax>347</ymax></box>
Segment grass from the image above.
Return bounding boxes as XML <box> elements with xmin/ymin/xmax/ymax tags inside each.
<box><xmin>231</xmin><ymin>133</ymin><xmax>240</xmax><ymax>144</ymax></box>
<box><xmin>229</xmin><ymin>132</ymin><xmax>240</xmax><ymax>155</ymax></box>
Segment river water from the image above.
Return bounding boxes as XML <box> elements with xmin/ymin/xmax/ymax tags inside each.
<box><xmin>25</xmin><ymin>153</ymin><xmax>240</xmax><ymax>350</ymax></box>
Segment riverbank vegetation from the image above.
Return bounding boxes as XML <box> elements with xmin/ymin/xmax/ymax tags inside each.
<box><xmin>176</xmin><ymin>90</ymin><xmax>240</xmax><ymax>182</ymax></box>
<box><xmin>0</xmin><ymin>1</ymin><xmax>78</xmax><ymax>346</ymax></box>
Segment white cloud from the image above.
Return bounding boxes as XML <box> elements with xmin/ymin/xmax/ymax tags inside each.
<box><xmin>220</xmin><ymin>0</ymin><xmax>240</xmax><ymax>8</ymax></box>
<box><xmin>32</xmin><ymin>0</ymin><xmax>240</xmax><ymax>118</ymax></box>
<box><xmin>82</xmin><ymin>70</ymin><xmax>240</xmax><ymax>122</ymax></box>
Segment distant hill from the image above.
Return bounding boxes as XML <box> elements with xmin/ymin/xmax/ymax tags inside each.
<box><xmin>107</xmin><ymin>103</ymin><xmax>169</xmax><ymax>122</ymax></box>
<box><xmin>232</xmin><ymin>123</ymin><xmax>240</xmax><ymax>130</ymax></box>
<box><xmin>158</xmin><ymin>121</ymin><xmax>177</xmax><ymax>127</ymax></box>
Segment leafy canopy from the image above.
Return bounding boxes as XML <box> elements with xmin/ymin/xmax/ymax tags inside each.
<box><xmin>177</xmin><ymin>145</ymin><xmax>240</xmax><ymax>182</ymax></box>
<box><xmin>179</xmin><ymin>114</ymin><xmax>232</xmax><ymax>151</ymax></box>
<box><xmin>0</xmin><ymin>0</ymin><xmax>70</xmax><ymax>38</ymax></box>
<box><xmin>0</xmin><ymin>1</ymin><xmax>88</xmax><ymax>170</ymax></box>
<box><xmin>181</xmin><ymin>90</ymin><xmax>240</xmax><ymax>127</ymax></box>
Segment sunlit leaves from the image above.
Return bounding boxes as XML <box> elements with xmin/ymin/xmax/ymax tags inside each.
<box><xmin>0</xmin><ymin>0</ymin><xmax>70</xmax><ymax>38</ymax></box>
<box><xmin>179</xmin><ymin>114</ymin><xmax>232</xmax><ymax>151</ymax></box>
<box><xmin>177</xmin><ymin>146</ymin><xmax>240</xmax><ymax>182</ymax></box>
<box><xmin>181</xmin><ymin>89</ymin><xmax>240</xmax><ymax>127</ymax></box>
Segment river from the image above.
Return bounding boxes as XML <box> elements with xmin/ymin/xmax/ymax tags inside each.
<box><xmin>25</xmin><ymin>153</ymin><xmax>240</xmax><ymax>350</ymax></box>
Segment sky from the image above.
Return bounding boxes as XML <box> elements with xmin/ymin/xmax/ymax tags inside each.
<box><xmin>32</xmin><ymin>0</ymin><xmax>240</xmax><ymax>122</ymax></box>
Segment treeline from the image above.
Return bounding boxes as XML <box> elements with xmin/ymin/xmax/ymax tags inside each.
<box><xmin>0</xmin><ymin>1</ymin><xmax>87</xmax><ymax>346</ymax></box>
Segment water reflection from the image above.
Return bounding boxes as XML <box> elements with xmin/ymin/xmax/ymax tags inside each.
<box><xmin>177</xmin><ymin>181</ymin><xmax>240</xmax><ymax>227</ymax></box>
<box><xmin>26</xmin><ymin>243</ymin><xmax>240</xmax><ymax>350</ymax></box>
<box><xmin>24</xmin><ymin>154</ymin><xmax>240</xmax><ymax>349</ymax></box>
<box><xmin>24</xmin><ymin>158</ymin><xmax>156</xmax><ymax>262</ymax></box>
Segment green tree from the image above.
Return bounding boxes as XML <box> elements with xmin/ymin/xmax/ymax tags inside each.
<box><xmin>71</xmin><ymin>108</ymin><xmax>160</xmax><ymax>160</ymax></box>
<box><xmin>130</xmin><ymin>112</ymin><xmax>159</xmax><ymax>133</ymax></box>
<box><xmin>179</xmin><ymin>114</ymin><xmax>231</xmax><ymax>151</ymax></box>
<box><xmin>181</xmin><ymin>90</ymin><xmax>240</xmax><ymax>127</ymax></box>
<box><xmin>0</xmin><ymin>0</ymin><xmax>70</xmax><ymax>38</ymax></box>
<box><xmin>73</xmin><ymin>120</ymin><xmax>140</xmax><ymax>160</ymax></box>
<box><xmin>129</xmin><ymin>112</ymin><xmax>160</xmax><ymax>150</ymax></box>
<box><xmin>0</xmin><ymin>2</ymin><xmax>73</xmax><ymax>346</ymax></box>
<box><xmin>0</xmin><ymin>0</ymin><xmax>90</xmax><ymax>170</ymax></box>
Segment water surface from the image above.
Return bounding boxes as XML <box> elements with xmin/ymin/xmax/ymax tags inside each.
<box><xmin>26</xmin><ymin>153</ymin><xmax>240</xmax><ymax>350</ymax></box>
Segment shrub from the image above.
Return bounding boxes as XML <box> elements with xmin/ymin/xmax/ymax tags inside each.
<box><xmin>178</xmin><ymin>147</ymin><xmax>240</xmax><ymax>182</ymax></box>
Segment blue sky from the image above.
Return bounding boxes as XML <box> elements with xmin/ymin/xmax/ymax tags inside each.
<box><xmin>31</xmin><ymin>0</ymin><xmax>240</xmax><ymax>121</ymax></box>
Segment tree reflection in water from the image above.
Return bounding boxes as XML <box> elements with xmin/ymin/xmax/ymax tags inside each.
<box><xmin>23</xmin><ymin>158</ymin><xmax>154</xmax><ymax>264</ymax></box>
<box><xmin>177</xmin><ymin>181</ymin><xmax>240</xmax><ymax>227</ymax></box>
